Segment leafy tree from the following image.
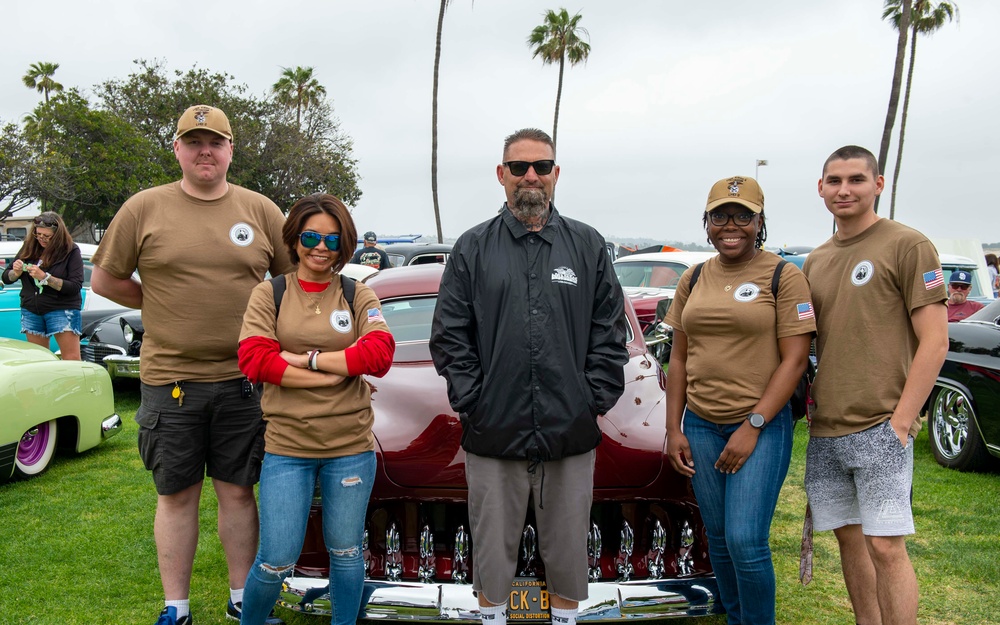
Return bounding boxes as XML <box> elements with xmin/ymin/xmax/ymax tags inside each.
<box><xmin>23</xmin><ymin>90</ymin><xmax>168</xmax><ymax>233</ymax></box>
<box><xmin>0</xmin><ymin>123</ymin><xmax>40</xmax><ymax>220</ymax></box>
<box><xmin>882</xmin><ymin>0</ymin><xmax>959</xmax><ymax>219</ymax></box>
<box><xmin>527</xmin><ymin>8</ymin><xmax>591</xmax><ymax>151</ymax></box>
<box><xmin>875</xmin><ymin>0</ymin><xmax>911</xmax><ymax>214</ymax></box>
<box><xmin>22</xmin><ymin>62</ymin><xmax>64</xmax><ymax>103</ymax></box>
<box><xmin>272</xmin><ymin>66</ymin><xmax>327</xmax><ymax>128</ymax></box>
<box><xmin>97</xmin><ymin>59</ymin><xmax>360</xmax><ymax>210</ymax></box>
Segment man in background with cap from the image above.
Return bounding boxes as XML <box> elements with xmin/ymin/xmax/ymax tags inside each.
<box><xmin>350</xmin><ymin>230</ymin><xmax>391</xmax><ymax>269</ymax></box>
<box><xmin>802</xmin><ymin>145</ymin><xmax>948</xmax><ymax>625</ymax></box>
<box><xmin>92</xmin><ymin>105</ymin><xmax>293</xmax><ymax>625</ymax></box>
<box><xmin>946</xmin><ymin>270</ymin><xmax>984</xmax><ymax>322</ymax></box>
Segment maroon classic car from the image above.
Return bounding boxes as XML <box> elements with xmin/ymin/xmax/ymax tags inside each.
<box><xmin>279</xmin><ymin>264</ymin><xmax>721</xmax><ymax>621</ymax></box>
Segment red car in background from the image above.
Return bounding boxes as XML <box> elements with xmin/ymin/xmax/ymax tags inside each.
<box><xmin>278</xmin><ymin>264</ymin><xmax>722</xmax><ymax>621</ymax></box>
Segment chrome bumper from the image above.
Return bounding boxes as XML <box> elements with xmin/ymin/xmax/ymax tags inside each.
<box><xmin>279</xmin><ymin>576</ymin><xmax>721</xmax><ymax>621</ymax></box>
<box><xmin>102</xmin><ymin>414</ymin><xmax>123</xmax><ymax>440</ymax></box>
<box><xmin>102</xmin><ymin>355</ymin><xmax>140</xmax><ymax>380</ymax></box>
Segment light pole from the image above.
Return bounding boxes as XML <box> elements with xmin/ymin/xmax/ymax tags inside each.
<box><xmin>755</xmin><ymin>159</ymin><xmax>768</xmax><ymax>179</ymax></box>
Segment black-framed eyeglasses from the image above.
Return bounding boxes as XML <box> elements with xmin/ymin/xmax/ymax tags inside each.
<box><xmin>33</xmin><ymin>216</ymin><xmax>58</xmax><ymax>228</ymax></box>
<box><xmin>503</xmin><ymin>160</ymin><xmax>555</xmax><ymax>176</ymax></box>
<box><xmin>708</xmin><ymin>211</ymin><xmax>756</xmax><ymax>227</ymax></box>
<box><xmin>299</xmin><ymin>231</ymin><xmax>341</xmax><ymax>250</ymax></box>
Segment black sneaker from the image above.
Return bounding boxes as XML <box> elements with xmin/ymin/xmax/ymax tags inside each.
<box><xmin>155</xmin><ymin>606</ymin><xmax>193</xmax><ymax>625</ymax></box>
<box><xmin>226</xmin><ymin>599</ymin><xmax>284</xmax><ymax>624</ymax></box>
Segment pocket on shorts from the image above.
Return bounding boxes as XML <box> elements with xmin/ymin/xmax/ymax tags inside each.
<box><xmin>135</xmin><ymin>406</ymin><xmax>161</xmax><ymax>471</ymax></box>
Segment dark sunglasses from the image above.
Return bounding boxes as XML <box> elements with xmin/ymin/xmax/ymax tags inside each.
<box><xmin>33</xmin><ymin>216</ymin><xmax>58</xmax><ymax>228</ymax></box>
<box><xmin>708</xmin><ymin>211</ymin><xmax>756</xmax><ymax>227</ymax></box>
<box><xmin>299</xmin><ymin>231</ymin><xmax>341</xmax><ymax>250</ymax></box>
<box><xmin>503</xmin><ymin>160</ymin><xmax>555</xmax><ymax>176</ymax></box>
<box><xmin>950</xmin><ymin>283</ymin><xmax>971</xmax><ymax>290</ymax></box>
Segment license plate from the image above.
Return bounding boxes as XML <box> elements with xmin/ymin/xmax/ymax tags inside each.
<box><xmin>507</xmin><ymin>577</ymin><xmax>548</xmax><ymax>621</ymax></box>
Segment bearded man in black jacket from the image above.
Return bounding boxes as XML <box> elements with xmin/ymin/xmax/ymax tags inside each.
<box><xmin>430</xmin><ymin>128</ymin><xmax>628</xmax><ymax>625</ymax></box>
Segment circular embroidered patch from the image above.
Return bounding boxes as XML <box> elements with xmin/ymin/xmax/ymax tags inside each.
<box><xmin>229</xmin><ymin>223</ymin><xmax>254</xmax><ymax>247</ymax></box>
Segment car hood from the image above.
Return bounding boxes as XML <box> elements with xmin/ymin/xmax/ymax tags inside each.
<box><xmin>0</xmin><ymin>338</ymin><xmax>57</xmax><ymax>366</ymax></box>
<box><xmin>372</xmin><ymin>341</ymin><xmax>667</xmax><ymax>490</ymax></box>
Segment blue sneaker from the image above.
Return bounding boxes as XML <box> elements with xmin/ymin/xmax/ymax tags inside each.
<box><xmin>156</xmin><ymin>606</ymin><xmax>192</xmax><ymax>625</ymax></box>
<box><xmin>226</xmin><ymin>599</ymin><xmax>284</xmax><ymax>624</ymax></box>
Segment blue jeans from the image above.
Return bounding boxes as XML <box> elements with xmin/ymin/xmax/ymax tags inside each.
<box><xmin>241</xmin><ymin>451</ymin><xmax>376</xmax><ymax>625</ymax></box>
<box><xmin>684</xmin><ymin>406</ymin><xmax>793</xmax><ymax>625</ymax></box>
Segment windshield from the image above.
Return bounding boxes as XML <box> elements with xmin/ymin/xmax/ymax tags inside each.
<box><xmin>614</xmin><ymin>261</ymin><xmax>689</xmax><ymax>289</ymax></box>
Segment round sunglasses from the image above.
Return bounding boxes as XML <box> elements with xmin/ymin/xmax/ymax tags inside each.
<box><xmin>299</xmin><ymin>231</ymin><xmax>341</xmax><ymax>251</ymax></box>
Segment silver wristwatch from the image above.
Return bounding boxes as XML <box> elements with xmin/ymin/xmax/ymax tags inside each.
<box><xmin>746</xmin><ymin>412</ymin><xmax>766</xmax><ymax>430</ymax></box>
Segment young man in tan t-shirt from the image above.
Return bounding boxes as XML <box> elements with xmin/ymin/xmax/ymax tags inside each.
<box><xmin>802</xmin><ymin>145</ymin><xmax>948</xmax><ymax>625</ymax></box>
<box><xmin>92</xmin><ymin>105</ymin><xmax>293</xmax><ymax>625</ymax></box>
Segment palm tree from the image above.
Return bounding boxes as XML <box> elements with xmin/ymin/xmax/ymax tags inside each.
<box><xmin>875</xmin><ymin>0</ymin><xmax>911</xmax><ymax>215</ymax></box>
<box><xmin>882</xmin><ymin>0</ymin><xmax>959</xmax><ymax>219</ymax></box>
<box><xmin>272</xmin><ymin>66</ymin><xmax>327</xmax><ymax>128</ymax></box>
<box><xmin>431</xmin><ymin>0</ymin><xmax>453</xmax><ymax>244</ymax></box>
<box><xmin>527</xmin><ymin>8</ymin><xmax>591</xmax><ymax>151</ymax></box>
<box><xmin>22</xmin><ymin>62</ymin><xmax>63</xmax><ymax>103</ymax></box>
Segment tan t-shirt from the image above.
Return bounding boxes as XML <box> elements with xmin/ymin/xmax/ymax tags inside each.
<box><xmin>92</xmin><ymin>182</ymin><xmax>294</xmax><ymax>385</ymax></box>
<box><xmin>803</xmin><ymin>218</ymin><xmax>947</xmax><ymax>438</ymax></box>
<box><xmin>240</xmin><ymin>274</ymin><xmax>391</xmax><ymax>458</ymax></box>
<box><xmin>665</xmin><ymin>251</ymin><xmax>816</xmax><ymax>423</ymax></box>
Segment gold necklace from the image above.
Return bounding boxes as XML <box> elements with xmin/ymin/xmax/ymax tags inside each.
<box><xmin>300</xmin><ymin>280</ymin><xmax>330</xmax><ymax>315</ymax></box>
<box><xmin>722</xmin><ymin>250</ymin><xmax>759</xmax><ymax>292</ymax></box>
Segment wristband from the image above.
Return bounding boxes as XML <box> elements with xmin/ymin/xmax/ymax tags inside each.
<box><xmin>40</xmin><ymin>273</ymin><xmax>52</xmax><ymax>286</ymax></box>
<box><xmin>307</xmin><ymin>349</ymin><xmax>321</xmax><ymax>371</ymax></box>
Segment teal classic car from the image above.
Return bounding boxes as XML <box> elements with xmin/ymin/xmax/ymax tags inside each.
<box><xmin>0</xmin><ymin>337</ymin><xmax>122</xmax><ymax>483</ymax></box>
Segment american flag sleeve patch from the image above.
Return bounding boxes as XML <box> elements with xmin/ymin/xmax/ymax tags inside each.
<box><xmin>796</xmin><ymin>302</ymin><xmax>815</xmax><ymax>321</ymax></box>
<box><xmin>367</xmin><ymin>308</ymin><xmax>385</xmax><ymax>324</ymax></box>
<box><xmin>923</xmin><ymin>268</ymin><xmax>944</xmax><ymax>290</ymax></box>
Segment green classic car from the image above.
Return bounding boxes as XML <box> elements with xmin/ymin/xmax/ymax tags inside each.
<box><xmin>0</xmin><ymin>337</ymin><xmax>122</xmax><ymax>483</ymax></box>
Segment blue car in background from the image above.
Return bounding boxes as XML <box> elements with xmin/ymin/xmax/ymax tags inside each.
<box><xmin>0</xmin><ymin>241</ymin><xmax>132</xmax><ymax>350</ymax></box>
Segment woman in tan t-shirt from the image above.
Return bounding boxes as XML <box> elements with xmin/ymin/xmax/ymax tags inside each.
<box><xmin>664</xmin><ymin>176</ymin><xmax>814</xmax><ymax>625</ymax></box>
<box><xmin>236</xmin><ymin>194</ymin><xmax>395</xmax><ymax>625</ymax></box>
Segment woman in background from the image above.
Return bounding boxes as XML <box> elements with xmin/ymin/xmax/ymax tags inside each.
<box><xmin>985</xmin><ymin>253</ymin><xmax>999</xmax><ymax>298</ymax></box>
<box><xmin>1</xmin><ymin>212</ymin><xmax>83</xmax><ymax>359</ymax></box>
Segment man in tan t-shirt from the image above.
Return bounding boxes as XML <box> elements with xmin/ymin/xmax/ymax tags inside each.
<box><xmin>802</xmin><ymin>145</ymin><xmax>948</xmax><ymax>625</ymax></box>
<box><xmin>92</xmin><ymin>105</ymin><xmax>293</xmax><ymax>625</ymax></box>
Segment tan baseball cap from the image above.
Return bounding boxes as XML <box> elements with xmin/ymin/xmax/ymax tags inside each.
<box><xmin>174</xmin><ymin>105</ymin><xmax>233</xmax><ymax>141</ymax></box>
<box><xmin>706</xmin><ymin>176</ymin><xmax>764</xmax><ymax>213</ymax></box>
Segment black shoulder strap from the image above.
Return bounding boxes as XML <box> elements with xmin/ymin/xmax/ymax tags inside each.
<box><xmin>340</xmin><ymin>274</ymin><xmax>356</xmax><ymax>314</ymax></box>
<box><xmin>689</xmin><ymin>258</ymin><xmax>786</xmax><ymax>300</ymax></box>
<box><xmin>689</xmin><ymin>262</ymin><xmax>705</xmax><ymax>290</ymax></box>
<box><xmin>771</xmin><ymin>259</ymin><xmax>787</xmax><ymax>298</ymax></box>
<box><xmin>269</xmin><ymin>273</ymin><xmax>356</xmax><ymax>321</ymax></box>
<box><xmin>269</xmin><ymin>274</ymin><xmax>287</xmax><ymax>318</ymax></box>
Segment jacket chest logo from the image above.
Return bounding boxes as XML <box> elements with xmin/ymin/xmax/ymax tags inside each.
<box><xmin>551</xmin><ymin>266</ymin><xmax>578</xmax><ymax>286</ymax></box>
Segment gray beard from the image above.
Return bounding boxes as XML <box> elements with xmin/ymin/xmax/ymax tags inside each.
<box><xmin>510</xmin><ymin>187</ymin><xmax>550</xmax><ymax>226</ymax></box>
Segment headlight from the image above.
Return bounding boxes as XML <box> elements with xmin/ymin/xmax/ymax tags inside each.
<box><xmin>123</xmin><ymin>322</ymin><xmax>134</xmax><ymax>343</ymax></box>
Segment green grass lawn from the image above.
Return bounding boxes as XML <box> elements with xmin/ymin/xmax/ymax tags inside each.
<box><xmin>1</xmin><ymin>387</ymin><xmax>998</xmax><ymax>624</ymax></box>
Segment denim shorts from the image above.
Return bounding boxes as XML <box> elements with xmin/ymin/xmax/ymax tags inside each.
<box><xmin>21</xmin><ymin>308</ymin><xmax>82</xmax><ymax>337</ymax></box>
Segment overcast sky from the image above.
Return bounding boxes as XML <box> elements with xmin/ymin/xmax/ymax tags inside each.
<box><xmin>3</xmin><ymin>0</ymin><xmax>996</xmax><ymax>248</ymax></box>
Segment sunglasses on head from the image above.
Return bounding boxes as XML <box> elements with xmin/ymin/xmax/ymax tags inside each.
<box><xmin>503</xmin><ymin>160</ymin><xmax>555</xmax><ymax>176</ymax></box>
<box><xmin>950</xmin><ymin>283</ymin><xmax>970</xmax><ymax>290</ymax></box>
<box><xmin>299</xmin><ymin>231</ymin><xmax>340</xmax><ymax>250</ymax></box>
<box><xmin>708</xmin><ymin>211</ymin><xmax>756</xmax><ymax>227</ymax></box>
<box><xmin>33</xmin><ymin>216</ymin><xmax>58</xmax><ymax>228</ymax></box>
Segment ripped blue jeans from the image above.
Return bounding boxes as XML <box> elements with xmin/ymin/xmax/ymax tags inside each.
<box><xmin>241</xmin><ymin>451</ymin><xmax>375</xmax><ymax>625</ymax></box>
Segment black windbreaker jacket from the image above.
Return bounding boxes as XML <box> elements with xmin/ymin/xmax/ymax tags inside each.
<box><xmin>430</xmin><ymin>206</ymin><xmax>628</xmax><ymax>461</ymax></box>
